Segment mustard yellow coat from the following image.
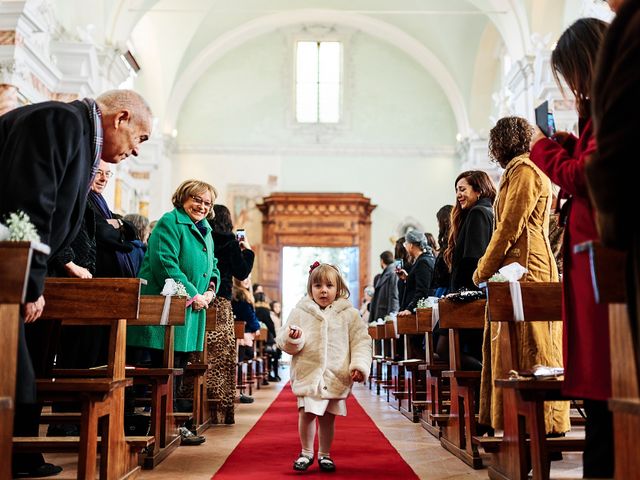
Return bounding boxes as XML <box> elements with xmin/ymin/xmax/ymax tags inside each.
<box><xmin>473</xmin><ymin>154</ymin><xmax>570</xmax><ymax>433</ymax></box>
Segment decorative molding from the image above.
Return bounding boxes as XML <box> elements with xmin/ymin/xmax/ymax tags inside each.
<box><xmin>257</xmin><ymin>192</ymin><xmax>377</xmax><ymax>304</ymax></box>
<box><xmin>177</xmin><ymin>143</ymin><xmax>456</xmax><ymax>157</ymax></box>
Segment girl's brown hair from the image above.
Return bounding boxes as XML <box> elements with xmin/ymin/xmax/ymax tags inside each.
<box><xmin>551</xmin><ymin>18</ymin><xmax>608</xmax><ymax>119</ymax></box>
<box><xmin>307</xmin><ymin>264</ymin><xmax>350</xmax><ymax>300</ymax></box>
<box><xmin>488</xmin><ymin>116</ymin><xmax>533</xmax><ymax>168</ymax></box>
<box><xmin>443</xmin><ymin>170</ymin><xmax>496</xmax><ymax>269</ymax></box>
<box><xmin>232</xmin><ymin>277</ymin><xmax>254</xmax><ymax>306</ymax></box>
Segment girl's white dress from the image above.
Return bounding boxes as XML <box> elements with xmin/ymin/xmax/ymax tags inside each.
<box><xmin>297</xmin><ymin>384</ymin><xmax>347</xmax><ymax>416</ymax></box>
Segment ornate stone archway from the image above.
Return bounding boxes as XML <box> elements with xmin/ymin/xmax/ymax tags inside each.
<box><xmin>256</xmin><ymin>192</ymin><xmax>376</xmax><ymax>304</ymax></box>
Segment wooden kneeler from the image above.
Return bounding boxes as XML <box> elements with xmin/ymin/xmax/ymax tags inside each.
<box><xmin>19</xmin><ymin>278</ymin><xmax>145</xmax><ymax>480</ymax></box>
<box><xmin>438</xmin><ymin>298</ymin><xmax>486</xmax><ymax>469</ymax></box>
<box><xmin>0</xmin><ymin>241</ymin><xmax>49</xmax><ymax>480</ymax></box>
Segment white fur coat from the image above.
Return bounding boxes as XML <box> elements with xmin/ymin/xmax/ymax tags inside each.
<box><xmin>276</xmin><ymin>296</ymin><xmax>372</xmax><ymax>399</ymax></box>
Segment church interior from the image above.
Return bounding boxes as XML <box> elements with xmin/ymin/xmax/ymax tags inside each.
<box><xmin>1</xmin><ymin>0</ymin><xmax>638</xmax><ymax>478</ymax></box>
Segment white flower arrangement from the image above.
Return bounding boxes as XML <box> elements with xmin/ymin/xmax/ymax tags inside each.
<box><xmin>0</xmin><ymin>211</ymin><xmax>40</xmax><ymax>242</ymax></box>
<box><xmin>489</xmin><ymin>273</ymin><xmax>509</xmax><ymax>282</ymax></box>
<box><xmin>416</xmin><ymin>298</ymin><xmax>430</xmax><ymax>309</ymax></box>
<box><xmin>161</xmin><ymin>278</ymin><xmax>189</xmax><ymax>297</ymax></box>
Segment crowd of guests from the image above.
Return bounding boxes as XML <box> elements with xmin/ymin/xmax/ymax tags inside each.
<box><xmin>364</xmin><ymin>2</ymin><xmax>640</xmax><ymax>475</ymax></box>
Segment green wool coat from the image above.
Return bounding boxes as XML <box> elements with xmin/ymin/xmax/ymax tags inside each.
<box><xmin>127</xmin><ymin>207</ymin><xmax>220</xmax><ymax>352</ymax></box>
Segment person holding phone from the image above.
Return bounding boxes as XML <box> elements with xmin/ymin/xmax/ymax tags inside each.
<box><xmin>204</xmin><ymin>205</ymin><xmax>256</xmax><ymax>420</ymax></box>
<box><xmin>529</xmin><ymin>18</ymin><xmax>613</xmax><ymax>477</ymax></box>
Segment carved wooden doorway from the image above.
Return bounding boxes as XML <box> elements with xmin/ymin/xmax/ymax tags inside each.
<box><xmin>256</xmin><ymin>193</ymin><xmax>376</xmax><ymax>305</ymax></box>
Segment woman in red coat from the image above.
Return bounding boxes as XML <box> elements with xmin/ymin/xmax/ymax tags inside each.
<box><xmin>529</xmin><ymin>18</ymin><xmax>612</xmax><ymax>478</ymax></box>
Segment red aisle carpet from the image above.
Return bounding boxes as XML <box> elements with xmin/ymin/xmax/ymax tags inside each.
<box><xmin>213</xmin><ymin>384</ymin><xmax>419</xmax><ymax>479</ymax></box>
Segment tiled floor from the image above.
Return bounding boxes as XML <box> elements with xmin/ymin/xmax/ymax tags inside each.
<box><xmin>34</xmin><ymin>366</ymin><xmax>586</xmax><ymax>479</ymax></box>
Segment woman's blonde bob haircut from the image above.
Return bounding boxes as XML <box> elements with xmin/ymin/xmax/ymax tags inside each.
<box><xmin>307</xmin><ymin>263</ymin><xmax>350</xmax><ymax>300</ymax></box>
<box><xmin>171</xmin><ymin>179</ymin><xmax>218</xmax><ymax>220</ymax></box>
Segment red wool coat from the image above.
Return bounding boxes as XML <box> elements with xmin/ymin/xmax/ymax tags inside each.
<box><xmin>530</xmin><ymin>119</ymin><xmax>611</xmax><ymax>401</ymax></box>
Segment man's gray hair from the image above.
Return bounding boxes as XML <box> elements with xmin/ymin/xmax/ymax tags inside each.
<box><xmin>96</xmin><ymin>89</ymin><xmax>152</xmax><ymax>118</ymax></box>
<box><xmin>405</xmin><ymin>229</ymin><xmax>429</xmax><ymax>251</ymax></box>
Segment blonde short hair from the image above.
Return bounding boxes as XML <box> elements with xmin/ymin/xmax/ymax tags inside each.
<box><xmin>306</xmin><ymin>264</ymin><xmax>350</xmax><ymax>299</ymax></box>
<box><xmin>171</xmin><ymin>180</ymin><xmax>218</xmax><ymax>220</ymax></box>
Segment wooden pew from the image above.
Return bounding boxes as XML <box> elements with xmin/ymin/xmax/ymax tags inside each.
<box><xmin>438</xmin><ymin>298</ymin><xmax>486</xmax><ymax>469</ymax></box>
<box><xmin>481</xmin><ymin>282</ymin><xmax>581</xmax><ymax>480</ymax></box>
<box><xmin>128</xmin><ymin>295</ymin><xmax>185</xmax><ymax>468</ymax></box>
<box><xmin>183</xmin><ymin>305</ymin><xmax>216</xmax><ymax>435</ymax></box>
<box><xmin>13</xmin><ymin>278</ymin><xmax>145</xmax><ymax>480</ymax></box>
<box><xmin>416</xmin><ymin>306</ymin><xmax>450</xmax><ymax>437</ymax></box>
<box><xmin>395</xmin><ymin>311</ymin><xmax>423</xmax><ymax>420</ymax></box>
<box><xmin>579</xmin><ymin>241</ymin><xmax>638</xmax><ymax>480</ymax></box>
<box><xmin>0</xmin><ymin>241</ymin><xmax>50</xmax><ymax>480</ymax></box>
<box><xmin>235</xmin><ymin>320</ymin><xmax>252</xmax><ymax>397</ymax></box>
<box><xmin>368</xmin><ymin>324</ymin><xmax>391</xmax><ymax>395</ymax></box>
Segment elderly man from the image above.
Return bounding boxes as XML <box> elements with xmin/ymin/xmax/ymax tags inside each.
<box><xmin>0</xmin><ymin>89</ymin><xmax>152</xmax><ymax>478</ymax></box>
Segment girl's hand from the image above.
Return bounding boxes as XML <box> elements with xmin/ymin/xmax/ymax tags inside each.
<box><xmin>398</xmin><ymin>309</ymin><xmax>412</xmax><ymax>316</ymax></box>
<box><xmin>350</xmin><ymin>370</ymin><xmax>364</xmax><ymax>383</ymax></box>
<box><xmin>530</xmin><ymin>126</ymin><xmax>547</xmax><ymax>150</ymax></box>
<box><xmin>288</xmin><ymin>325</ymin><xmax>302</xmax><ymax>339</ymax></box>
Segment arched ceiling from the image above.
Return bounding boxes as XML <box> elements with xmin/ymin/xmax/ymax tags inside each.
<box><xmin>52</xmin><ymin>0</ymin><xmax>575</xmax><ymax>137</ymax></box>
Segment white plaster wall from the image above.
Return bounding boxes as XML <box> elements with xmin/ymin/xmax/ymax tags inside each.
<box><xmin>171</xmin><ymin>30</ymin><xmax>459</xmax><ymax>278</ymax></box>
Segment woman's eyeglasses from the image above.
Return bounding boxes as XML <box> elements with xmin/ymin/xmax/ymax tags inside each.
<box><xmin>96</xmin><ymin>169</ymin><xmax>113</xmax><ymax>178</ymax></box>
<box><xmin>190</xmin><ymin>195</ymin><xmax>212</xmax><ymax>208</ymax></box>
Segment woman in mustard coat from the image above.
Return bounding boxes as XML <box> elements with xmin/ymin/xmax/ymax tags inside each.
<box><xmin>473</xmin><ymin>117</ymin><xmax>570</xmax><ymax>434</ymax></box>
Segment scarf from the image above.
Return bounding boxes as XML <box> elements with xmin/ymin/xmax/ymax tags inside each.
<box><xmin>81</xmin><ymin>98</ymin><xmax>104</xmax><ymax>192</ymax></box>
<box><xmin>88</xmin><ymin>190</ymin><xmax>136</xmax><ymax>278</ymax></box>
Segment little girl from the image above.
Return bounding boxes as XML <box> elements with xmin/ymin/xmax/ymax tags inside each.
<box><xmin>276</xmin><ymin>262</ymin><xmax>372</xmax><ymax>472</ymax></box>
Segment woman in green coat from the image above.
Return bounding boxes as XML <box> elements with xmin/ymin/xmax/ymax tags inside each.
<box><xmin>127</xmin><ymin>178</ymin><xmax>220</xmax><ymax>367</ymax></box>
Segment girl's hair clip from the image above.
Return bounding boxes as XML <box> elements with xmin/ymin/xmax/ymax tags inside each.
<box><xmin>309</xmin><ymin>261</ymin><xmax>321</xmax><ymax>273</ymax></box>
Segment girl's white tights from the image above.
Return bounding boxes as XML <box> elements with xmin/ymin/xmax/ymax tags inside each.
<box><xmin>298</xmin><ymin>410</ymin><xmax>336</xmax><ymax>457</ymax></box>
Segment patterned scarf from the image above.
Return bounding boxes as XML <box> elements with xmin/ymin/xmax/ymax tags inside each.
<box><xmin>81</xmin><ymin>98</ymin><xmax>103</xmax><ymax>191</ymax></box>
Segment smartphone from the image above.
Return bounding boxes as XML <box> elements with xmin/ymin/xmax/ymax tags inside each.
<box><xmin>535</xmin><ymin>100</ymin><xmax>556</xmax><ymax>137</ymax></box>
<box><xmin>394</xmin><ymin>259</ymin><xmax>403</xmax><ymax>271</ymax></box>
<box><xmin>236</xmin><ymin>229</ymin><xmax>246</xmax><ymax>242</ymax></box>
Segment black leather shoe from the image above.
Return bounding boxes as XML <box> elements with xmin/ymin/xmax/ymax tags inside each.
<box><xmin>14</xmin><ymin>463</ymin><xmax>63</xmax><ymax>478</ymax></box>
<box><xmin>293</xmin><ymin>454</ymin><xmax>314</xmax><ymax>471</ymax></box>
<box><xmin>318</xmin><ymin>456</ymin><xmax>336</xmax><ymax>472</ymax></box>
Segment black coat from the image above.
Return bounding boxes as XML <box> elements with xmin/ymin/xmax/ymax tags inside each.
<box><xmin>0</xmin><ymin>100</ymin><xmax>94</xmax><ymax>301</ymax></box>
<box><xmin>48</xmin><ymin>201</ymin><xmax>97</xmax><ymax>276</ymax></box>
<box><xmin>0</xmin><ymin>100</ymin><xmax>94</xmax><ymax>404</ymax></box>
<box><xmin>93</xmin><ymin>212</ymin><xmax>136</xmax><ymax>277</ymax></box>
<box><xmin>212</xmin><ymin>231</ymin><xmax>255</xmax><ymax>300</ymax></box>
<box><xmin>401</xmin><ymin>251</ymin><xmax>436</xmax><ymax>311</ymax></box>
<box><xmin>370</xmin><ymin>264</ymin><xmax>400</xmax><ymax>321</ymax></box>
<box><xmin>450</xmin><ymin>198</ymin><xmax>494</xmax><ymax>292</ymax></box>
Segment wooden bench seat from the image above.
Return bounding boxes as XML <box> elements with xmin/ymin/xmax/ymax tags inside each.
<box><xmin>26</xmin><ymin>277</ymin><xmax>143</xmax><ymax>480</ymax></box>
<box><xmin>475</xmin><ymin>435</ymin><xmax>584</xmax><ymax>454</ymax></box>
